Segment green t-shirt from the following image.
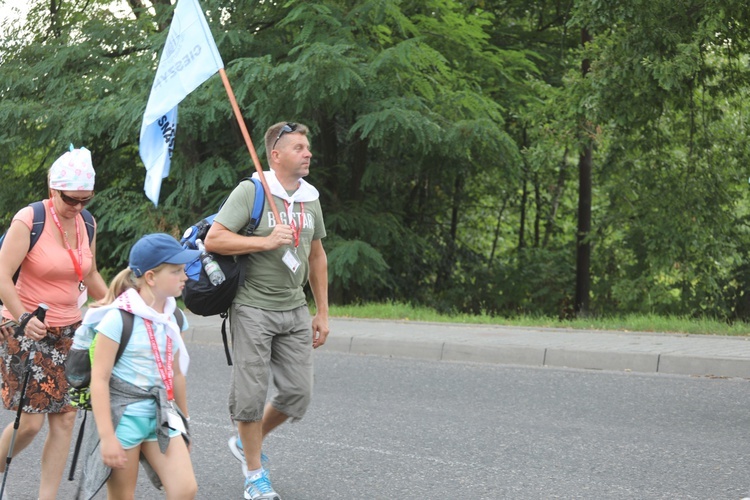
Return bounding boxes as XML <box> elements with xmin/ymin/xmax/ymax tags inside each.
<box><xmin>213</xmin><ymin>179</ymin><xmax>326</xmax><ymax>311</ymax></box>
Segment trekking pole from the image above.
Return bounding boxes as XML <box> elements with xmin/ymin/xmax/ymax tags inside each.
<box><xmin>67</xmin><ymin>408</ymin><xmax>88</xmax><ymax>481</ymax></box>
<box><xmin>0</xmin><ymin>304</ymin><xmax>48</xmax><ymax>500</ymax></box>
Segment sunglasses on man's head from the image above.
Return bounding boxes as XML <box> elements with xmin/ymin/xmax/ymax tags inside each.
<box><xmin>58</xmin><ymin>191</ymin><xmax>94</xmax><ymax>207</ymax></box>
<box><xmin>271</xmin><ymin>122</ymin><xmax>298</xmax><ymax>150</ymax></box>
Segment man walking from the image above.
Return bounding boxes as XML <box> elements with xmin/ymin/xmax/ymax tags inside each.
<box><xmin>205</xmin><ymin>122</ymin><xmax>329</xmax><ymax>500</ymax></box>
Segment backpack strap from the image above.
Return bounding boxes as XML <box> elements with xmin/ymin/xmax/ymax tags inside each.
<box><xmin>25</xmin><ymin>202</ymin><xmax>95</xmax><ymax>253</ymax></box>
<box><xmin>220</xmin><ymin>312</ymin><xmax>232</xmax><ymax>366</ymax></box>
<box><xmin>213</xmin><ymin>176</ymin><xmax>265</xmax><ymax>238</ymax></box>
<box><xmin>116</xmin><ymin>310</ymin><xmax>135</xmax><ymax>363</ymax></box>
<box><xmin>174</xmin><ymin>307</ymin><xmax>185</xmax><ymax>330</ymax></box>
<box><xmin>247</xmin><ymin>177</ymin><xmax>265</xmax><ymax>235</ymax></box>
<box><xmin>1</xmin><ymin>201</ymin><xmax>49</xmax><ymax>287</ymax></box>
<box><xmin>28</xmin><ymin>201</ymin><xmax>46</xmax><ymax>252</ymax></box>
<box><xmin>80</xmin><ymin>208</ymin><xmax>96</xmax><ymax>246</ymax></box>
<box><xmin>115</xmin><ymin>308</ymin><xmax>185</xmax><ymax>363</ymax></box>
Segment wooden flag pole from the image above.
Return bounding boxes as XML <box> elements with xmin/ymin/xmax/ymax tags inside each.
<box><xmin>217</xmin><ymin>68</ymin><xmax>281</xmax><ymax>222</ymax></box>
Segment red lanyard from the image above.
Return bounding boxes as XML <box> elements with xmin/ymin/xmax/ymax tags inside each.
<box><xmin>144</xmin><ymin>319</ymin><xmax>174</xmax><ymax>401</ymax></box>
<box><xmin>283</xmin><ymin>200</ymin><xmax>304</xmax><ymax>248</ymax></box>
<box><xmin>47</xmin><ymin>200</ymin><xmax>84</xmax><ymax>289</ymax></box>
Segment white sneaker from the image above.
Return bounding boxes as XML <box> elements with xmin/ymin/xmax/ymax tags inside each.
<box><xmin>243</xmin><ymin>469</ymin><xmax>280</xmax><ymax>500</ymax></box>
<box><xmin>228</xmin><ymin>434</ymin><xmax>246</xmax><ymax>464</ymax></box>
<box><xmin>228</xmin><ymin>434</ymin><xmax>269</xmax><ymax>468</ymax></box>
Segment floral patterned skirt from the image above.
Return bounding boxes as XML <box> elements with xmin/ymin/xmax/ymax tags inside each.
<box><xmin>0</xmin><ymin>322</ymin><xmax>80</xmax><ymax>414</ymax></box>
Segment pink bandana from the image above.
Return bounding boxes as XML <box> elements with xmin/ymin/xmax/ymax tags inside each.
<box><xmin>48</xmin><ymin>146</ymin><xmax>96</xmax><ymax>191</ymax></box>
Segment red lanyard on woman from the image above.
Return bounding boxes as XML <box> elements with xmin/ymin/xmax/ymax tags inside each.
<box><xmin>144</xmin><ymin>319</ymin><xmax>174</xmax><ymax>401</ymax></box>
<box><xmin>47</xmin><ymin>200</ymin><xmax>85</xmax><ymax>292</ymax></box>
<box><xmin>283</xmin><ymin>200</ymin><xmax>304</xmax><ymax>248</ymax></box>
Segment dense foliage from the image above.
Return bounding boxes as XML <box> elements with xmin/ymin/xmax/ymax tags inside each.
<box><xmin>2</xmin><ymin>0</ymin><xmax>750</xmax><ymax>321</ymax></box>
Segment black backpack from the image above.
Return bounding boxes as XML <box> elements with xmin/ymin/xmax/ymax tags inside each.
<box><xmin>180</xmin><ymin>177</ymin><xmax>265</xmax><ymax>365</ymax></box>
<box><xmin>0</xmin><ymin>201</ymin><xmax>95</xmax><ymax>304</ymax></box>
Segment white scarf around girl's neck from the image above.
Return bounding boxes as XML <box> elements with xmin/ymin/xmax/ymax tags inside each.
<box><xmin>81</xmin><ymin>287</ymin><xmax>190</xmax><ymax>374</ymax></box>
<box><xmin>252</xmin><ymin>169</ymin><xmax>319</xmax><ymax>203</ymax></box>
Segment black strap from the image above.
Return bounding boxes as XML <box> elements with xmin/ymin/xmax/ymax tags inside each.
<box><xmin>115</xmin><ymin>308</ymin><xmax>184</xmax><ymax>363</ymax></box>
<box><xmin>213</xmin><ymin>177</ymin><xmax>260</xmax><ymax>366</ymax></box>
<box><xmin>174</xmin><ymin>308</ymin><xmax>185</xmax><ymax>329</ymax></box>
<box><xmin>6</xmin><ymin>202</ymin><xmax>97</xmax><ymax>292</ymax></box>
<box><xmin>27</xmin><ymin>202</ymin><xmax>96</xmax><ymax>253</ymax></box>
<box><xmin>80</xmin><ymin>209</ymin><xmax>96</xmax><ymax>246</ymax></box>
<box><xmin>115</xmin><ymin>310</ymin><xmax>134</xmax><ymax>364</ymax></box>
<box><xmin>28</xmin><ymin>201</ymin><xmax>46</xmax><ymax>251</ymax></box>
<box><xmin>220</xmin><ymin>311</ymin><xmax>232</xmax><ymax>366</ymax></box>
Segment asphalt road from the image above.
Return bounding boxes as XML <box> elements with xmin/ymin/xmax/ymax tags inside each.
<box><xmin>1</xmin><ymin>345</ymin><xmax>749</xmax><ymax>499</ymax></box>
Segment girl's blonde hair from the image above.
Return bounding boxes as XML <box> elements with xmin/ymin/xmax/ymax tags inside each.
<box><xmin>92</xmin><ymin>263</ymin><xmax>169</xmax><ymax>308</ymax></box>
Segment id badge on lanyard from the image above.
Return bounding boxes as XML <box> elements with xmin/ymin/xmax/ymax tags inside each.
<box><xmin>282</xmin><ymin>200</ymin><xmax>303</xmax><ymax>273</ymax></box>
<box><xmin>167</xmin><ymin>401</ymin><xmax>186</xmax><ymax>434</ymax></box>
<box><xmin>145</xmin><ymin>319</ymin><xmax>184</xmax><ymax>433</ymax></box>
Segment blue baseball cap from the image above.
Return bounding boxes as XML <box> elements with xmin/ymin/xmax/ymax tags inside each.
<box><xmin>129</xmin><ymin>233</ymin><xmax>201</xmax><ymax>278</ymax></box>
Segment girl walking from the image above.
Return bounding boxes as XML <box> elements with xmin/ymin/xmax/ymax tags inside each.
<box><xmin>78</xmin><ymin>233</ymin><xmax>200</xmax><ymax>499</ymax></box>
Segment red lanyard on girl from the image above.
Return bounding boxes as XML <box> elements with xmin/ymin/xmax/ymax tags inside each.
<box><xmin>283</xmin><ymin>200</ymin><xmax>304</xmax><ymax>248</ymax></box>
<box><xmin>47</xmin><ymin>200</ymin><xmax>85</xmax><ymax>292</ymax></box>
<box><xmin>144</xmin><ymin>319</ymin><xmax>174</xmax><ymax>401</ymax></box>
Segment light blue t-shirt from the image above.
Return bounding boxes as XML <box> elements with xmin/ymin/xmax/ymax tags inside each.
<box><xmin>95</xmin><ymin>308</ymin><xmax>189</xmax><ymax>417</ymax></box>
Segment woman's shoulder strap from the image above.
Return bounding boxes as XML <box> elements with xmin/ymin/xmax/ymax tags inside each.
<box><xmin>28</xmin><ymin>201</ymin><xmax>46</xmax><ymax>252</ymax></box>
<box><xmin>80</xmin><ymin>209</ymin><xmax>95</xmax><ymax>245</ymax></box>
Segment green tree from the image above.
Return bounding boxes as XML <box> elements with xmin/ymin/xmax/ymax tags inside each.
<box><xmin>0</xmin><ymin>0</ymin><xmax>535</xmax><ymax>308</ymax></box>
<box><xmin>4</xmin><ymin>0</ymin><xmax>750</xmax><ymax>322</ymax></box>
<box><xmin>569</xmin><ymin>0</ymin><xmax>750</xmax><ymax>318</ymax></box>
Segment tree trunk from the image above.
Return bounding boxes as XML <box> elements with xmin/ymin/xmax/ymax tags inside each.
<box><xmin>575</xmin><ymin>146</ymin><xmax>592</xmax><ymax>316</ymax></box>
<box><xmin>317</xmin><ymin>115</ymin><xmax>340</xmax><ymax>200</ymax></box>
<box><xmin>49</xmin><ymin>0</ymin><xmax>61</xmax><ymax>38</ymax></box>
<box><xmin>152</xmin><ymin>0</ymin><xmax>174</xmax><ymax>32</ymax></box>
<box><xmin>435</xmin><ymin>174</ymin><xmax>463</xmax><ymax>291</ymax></box>
<box><xmin>575</xmin><ymin>27</ymin><xmax>593</xmax><ymax>317</ymax></box>
<box><xmin>489</xmin><ymin>198</ymin><xmax>508</xmax><ymax>266</ymax></box>
<box><xmin>542</xmin><ymin>146</ymin><xmax>568</xmax><ymax>249</ymax></box>
<box><xmin>125</xmin><ymin>0</ymin><xmax>147</xmax><ymax>19</ymax></box>
<box><xmin>350</xmin><ymin>136</ymin><xmax>367</xmax><ymax>202</ymax></box>
<box><xmin>533</xmin><ymin>171</ymin><xmax>541</xmax><ymax>247</ymax></box>
<box><xmin>518</xmin><ymin>174</ymin><xmax>528</xmax><ymax>251</ymax></box>
<box><xmin>518</xmin><ymin>127</ymin><xmax>529</xmax><ymax>252</ymax></box>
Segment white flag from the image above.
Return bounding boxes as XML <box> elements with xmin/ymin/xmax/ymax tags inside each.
<box><xmin>139</xmin><ymin>0</ymin><xmax>224</xmax><ymax>206</ymax></box>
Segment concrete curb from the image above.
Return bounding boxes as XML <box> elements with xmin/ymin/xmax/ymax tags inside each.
<box><xmin>182</xmin><ymin>314</ymin><xmax>750</xmax><ymax>379</ymax></box>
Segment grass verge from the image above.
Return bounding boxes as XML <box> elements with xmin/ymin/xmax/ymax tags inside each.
<box><xmin>327</xmin><ymin>303</ymin><xmax>750</xmax><ymax>336</ymax></box>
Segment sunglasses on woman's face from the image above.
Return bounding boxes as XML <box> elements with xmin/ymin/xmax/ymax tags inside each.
<box><xmin>58</xmin><ymin>191</ymin><xmax>95</xmax><ymax>207</ymax></box>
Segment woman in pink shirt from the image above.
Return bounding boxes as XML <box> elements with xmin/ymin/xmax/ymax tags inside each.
<box><xmin>0</xmin><ymin>146</ymin><xmax>107</xmax><ymax>499</ymax></box>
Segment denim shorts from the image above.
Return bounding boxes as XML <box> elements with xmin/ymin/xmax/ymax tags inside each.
<box><xmin>115</xmin><ymin>414</ymin><xmax>180</xmax><ymax>449</ymax></box>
